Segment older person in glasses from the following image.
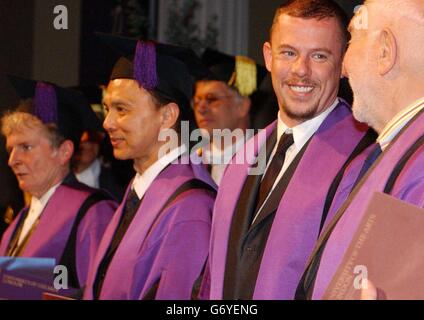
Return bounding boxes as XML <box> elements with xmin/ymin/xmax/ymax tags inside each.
<box><xmin>192</xmin><ymin>49</ymin><xmax>268</xmax><ymax>184</ymax></box>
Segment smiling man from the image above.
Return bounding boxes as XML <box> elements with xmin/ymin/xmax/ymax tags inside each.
<box><xmin>200</xmin><ymin>0</ymin><xmax>375</xmax><ymax>300</ymax></box>
<box><xmin>266</xmin><ymin>15</ymin><xmax>342</xmax><ymax>127</ymax></box>
<box><xmin>0</xmin><ymin>76</ymin><xmax>117</xmax><ymax>292</ymax></box>
<box><xmin>83</xmin><ymin>35</ymin><xmax>216</xmax><ymax>300</ymax></box>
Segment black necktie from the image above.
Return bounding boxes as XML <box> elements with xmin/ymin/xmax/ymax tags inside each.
<box><xmin>111</xmin><ymin>188</ymin><xmax>140</xmax><ymax>248</ymax></box>
<box><xmin>93</xmin><ymin>188</ymin><xmax>141</xmax><ymax>299</ymax></box>
<box><xmin>256</xmin><ymin>133</ymin><xmax>294</xmax><ymax>212</ymax></box>
<box><xmin>351</xmin><ymin>143</ymin><xmax>382</xmax><ymax>190</ymax></box>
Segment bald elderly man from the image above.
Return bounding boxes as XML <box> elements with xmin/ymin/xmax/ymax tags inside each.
<box><xmin>297</xmin><ymin>0</ymin><xmax>424</xmax><ymax>300</ymax></box>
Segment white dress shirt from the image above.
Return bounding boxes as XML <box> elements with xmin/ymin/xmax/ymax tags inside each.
<box><xmin>252</xmin><ymin>98</ymin><xmax>339</xmax><ymax>223</ymax></box>
<box><xmin>377</xmin><ymin>97</ymin><xmax>424</xmax><ymax>150</ymax></box>
<box><xmin>205</xmin><ymin>136</ymin><xmax>248</xmax><ymax>185</ymax></box>
<box><xmin>75</xmin><ymin>158</ymin><xmax>101</xmax><ymax>188</ymax></box>
<box><xmin>18</xmin><ymin>183</ymin><xmax>61</xmax><ymax>245</ymax></box>
<box><xmin>131</xmin><ymin>144</ymin><xmax>188</xmax><ymax>199</ymax></box>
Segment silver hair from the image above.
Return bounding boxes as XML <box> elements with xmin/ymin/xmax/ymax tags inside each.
<box><xmin>1</xmin><ymin>111</ymin><xmax>65</xmax><ymax>148</ymax></box>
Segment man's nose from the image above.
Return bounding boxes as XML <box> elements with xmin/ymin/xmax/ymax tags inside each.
<box><xmin>292</xmin><ymin>56</ymin><xmax>311</xmax><ymax>78</ymax></box>
<box><xmin>103</xmin><ymin>111</ymin><xmax>116</xmax><ymax>133</ymax></box>
<box><xmin>194</xmin><ymin>98</ymin><xmax>209</xmax><ymax>114</ymax></box>
<box><xmin>8</xmin><ymin>148</ymin><xmax>20</xmax><ymax>168</ymax></box>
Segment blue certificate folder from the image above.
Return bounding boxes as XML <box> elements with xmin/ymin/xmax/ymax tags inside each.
<box><xmin>0</xmin><ymin>257</ymin><xmax>79</xmax><ymax>300</ymax></box>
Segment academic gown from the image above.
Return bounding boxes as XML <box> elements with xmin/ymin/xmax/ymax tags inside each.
<box><xmin>311</xmin><ymin>110</ymin><xmax>424</xmax><ymax>299</ymax></box>
<box><xmin>83</xmin><ymin>157</ymin><xmax>216</xmax><ymax>300</ymax></box>
<box><xmin>205</xmin><ymin>100</ymin><xmax>371</xmax><ymax>299</ymax></box>
<box><xmin>0</xmin><ymin>177</ymin><xmax>117</xmax><ymax>288</ymax></box>
<box><xmin>321</xmin><ymin>143</ymin><xmax>378</xmax><ymax>230</ymax></box>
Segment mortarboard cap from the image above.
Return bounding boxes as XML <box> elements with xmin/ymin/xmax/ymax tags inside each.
<box><xmin>200</xmin><ymin>48</ymin><xmax>268</xmax><ymax>97</ymax></box>
<box><xmin>95</xmin><ymin>33</ymin><xmax>211</xmax><ymax>117</ymax></box>
<box><xmin>72</xmin><ymin>84</ymin><xmax>106</xmax><ymax>120</ymax></box>
<box><xmin>72</xmin><ymin>85</ymin><xmax>103</xmax><ymax>106</ymax></box>
<box><xmin>7</xmin><ymin>75</ymin><xmax>102</xmax><ymax>148</ymax></box>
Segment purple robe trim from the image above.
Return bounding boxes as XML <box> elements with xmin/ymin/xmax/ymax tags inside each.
<box><xmin>0</xmin><ymin>184</ymin><xmax>117</xmax><ymax>286</ymax></box>
<box><xmin>208</xmin><ymin>101</ymin><xmax>369</xmax><ymax>299</ymax></box>
<box><xmin>84</xmin><ymin>157</ymin><xmax>216</xmax><ymax>300</ymax></box>
<box><xmin>312</xmin><ymin>111</ymin><xmax>424</xmax><ymax>299</ymax></box>
<box><xmin>322</xmin><ymin>143</ymin><xmax>377</xmax><ymax>231</ymax></box>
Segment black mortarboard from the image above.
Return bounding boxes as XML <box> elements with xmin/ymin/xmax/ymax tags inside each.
<box><xmin>95</xmin><ymin>33</ymin><xmax>211</xmax><ymax>116</ymax></box>
<box><xmin>7</xmin><ymin>75</ymin><xmax>102</xmax><ymax>148</ymax></box>
<box><xmin>72</xmin><ymin>84</ymin><xmax>106</xmax><ymax>121</ymax></box>
<box><xmin>73</xmin><ymin>85</ymin><xmax>103</xmax><ymax>106</ymax></box>
<box><xmin>200</xmin><ymin>48</ymin><xmax>268</xmax><ymax>97</ymax></box>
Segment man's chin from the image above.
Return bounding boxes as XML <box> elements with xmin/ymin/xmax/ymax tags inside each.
<box><xmin>352</xmin><ymin>102</ymin><xmax>370</xmax><ymax>125</ymax></box>
<box><xmin>284</xmin><ymin>106</ymin><xmax>318</xmax><ymax>122</ymax></box>
<box><xmin>18</xmin><ymin>182</ymin><xmax>30</xmax><ymax>194</ymax></box>
<box><xmin>113</xmin><ymin>150</ymin><xmax>131</xmax><ymax>161</ymax></box>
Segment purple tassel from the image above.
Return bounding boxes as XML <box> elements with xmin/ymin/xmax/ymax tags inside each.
<box><xmin>34</xmin><ymin>82</ymin><xmax>58</xmax><ymax>124</ymax></box>
<box><xmin>134</xmin><ymin>40</ymin><xmax>158</xmax><ymax>90</ymax></box>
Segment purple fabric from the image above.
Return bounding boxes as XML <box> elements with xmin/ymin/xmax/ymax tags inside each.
<box><xmin>322</xmin><ymin>143</ymin><xmax>377</xmax><ymax>231</ymax></box>
<box><xmin>134</xmin><ymin>40</ymin><xmax>158</xmax><ymax>90</ymax></box>
<box><xmin>205</xmin><ymin>101</ymin><xmax>370</xmax><ymax>299</ymax></box>
<box><xmin>34</xmin><ymin>82</ymin><xmax>58</xmax><ymax>124</ymax></box>
<box><xmin>83</xmin><ymin>158</ymin><xmax>216</xmax><ymax>300</ymax></box>
<box><xmin>204</xmin><ymin>121</ymin><xmax>271</xmax><ymax>300</ymax></box>
<box><xmin>0</xmin><ymin>184</ymin><xmax>117</xmax><ymax>287</ymax></box>
<box><xmin>312</xmin><ymin>111</ymin><xmax>424</xmax><ymax>299</ymax></box>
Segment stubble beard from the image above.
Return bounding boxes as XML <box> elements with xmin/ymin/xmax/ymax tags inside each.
<box><xmin>282</xmin><ymin>98</ymin><xmax>320</xmax><ymax>123</ymax></box>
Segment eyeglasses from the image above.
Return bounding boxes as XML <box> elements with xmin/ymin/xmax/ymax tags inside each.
<box><xmin>192</xmin><ymin>93</ymin><xmax>233</xmax><ymax>109</ymax></box>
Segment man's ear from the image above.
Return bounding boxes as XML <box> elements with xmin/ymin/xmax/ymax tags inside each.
<box><xmin>263</xmin><ymin>41</ymin><xmax>273</xmax><ymax>73</ymax></box>
<box><xmin>377</xmin><ymin>28</ymin><xmax>397</xmax><ymax>76</ymax></box>
<box><xmin>58</xmin><ymin>140</ymin><xmax>74</xmax><ymax>165</ymax></box>
<box><xmin>238</xmin><ymin>96</ymin><xmax>251</xmax><ymax>119</ymax></box>
<box><xmin>160</xmin><ymin>102</ymin><xmax>180</xmax><ymax>130</ymax></box>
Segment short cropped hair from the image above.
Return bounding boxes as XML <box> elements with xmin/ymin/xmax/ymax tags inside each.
<box><xmin>1</xmin><ymin>103</ymin><xmax>66</xmax><ymax>149</ymax></box>
<box><xmin>270</xmin><ymin>0</ymin><xmax>350</xmax><ymax>50</ymax></box>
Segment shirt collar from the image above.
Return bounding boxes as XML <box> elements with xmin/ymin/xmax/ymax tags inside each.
<box><xmin>277</xmin><ymin>98</ymin><xmax>339</xmax><ymax>151</ymax></box>
<box><xmin>132</xmin><ymin>144</ymin><xmax>187</xmax><ymax>199</ymax></box>
<box><xmin>30</xmin><ymin>182</ymin><xmax>61</xmax><ymax>210</ymax></box>
<box><xmin>75</xmin><ymin>158</ymin><xmax>101</xmax><ymax>187</ymax></box>
<box><xmin>377</xmin><ymin>97</ymin><xmax>424</xmax><ymax>150</ymax></box>
<box><xmin>204</xmin><ymin>133</ymin><xmax>248</xmax><ymax>164</ymax></box>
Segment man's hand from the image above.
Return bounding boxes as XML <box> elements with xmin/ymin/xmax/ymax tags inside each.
<box><xmin>360</xmin><ymin>280</ymin><xmax>378</xmax><ymax>300</ymax></box>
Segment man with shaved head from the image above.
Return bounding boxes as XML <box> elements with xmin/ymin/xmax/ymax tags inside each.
<box><xmin>296</xmin><ymin>0</ymin><xmax>424</xmax><ymax>300</ymax></box>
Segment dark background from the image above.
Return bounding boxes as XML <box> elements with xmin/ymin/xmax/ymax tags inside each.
<box><xmin>0</xmin><ymin>0</ymin><xmax>363</xmax><ymax>220</ymax></box>
<box><xmin>0</xmin><ymin>0</ymin><xmax>363</xmax><ymax>108</ymax></box>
